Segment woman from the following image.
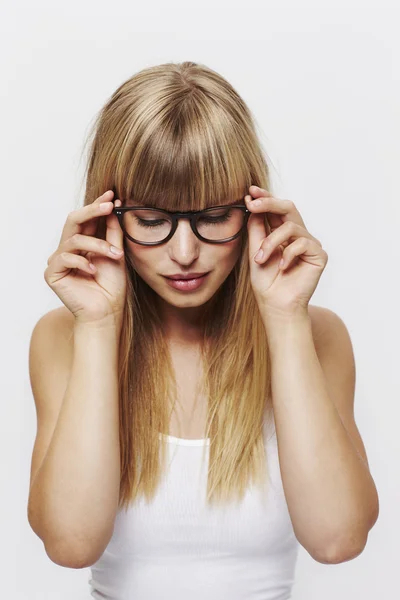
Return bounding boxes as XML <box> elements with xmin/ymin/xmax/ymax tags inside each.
<box><xmin>27</xmin><ymin>61</ymin><xmax>379</xmax><ymax>599</ymax></box>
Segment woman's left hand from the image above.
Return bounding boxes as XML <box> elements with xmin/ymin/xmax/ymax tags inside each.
<box><xmin>246</xmin><ymin>185</ymin><xmax>328</xmax><ymax>318</ymax></box>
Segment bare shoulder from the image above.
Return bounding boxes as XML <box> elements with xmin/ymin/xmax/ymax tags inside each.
<box><xmin>51</xmin><ymin>306</ymin><xmax>76</xmax><ymax>336</ymax></box>
<box><xmin>308</xmin><ymin>304</ymin><xmax>330</xmax><ymax>338</ymax></box>
<box><xmin>29</xmin><ymin>306</ymin><xmax>76</xmax><ymax>372</ymax></box>
<box><xmin>32</xmin><ymin>306</ymin><xmax>75</xmax><ymax>345</ymax></box>
<box><xmin>29</xmin><ymin>306</ymin><xmax>76</xmax><ymax>398</ymax></box>
<box><xmin>308</xmin><ymin>304</ymin><xmax>351</xmax><ymax>354</ymax></box>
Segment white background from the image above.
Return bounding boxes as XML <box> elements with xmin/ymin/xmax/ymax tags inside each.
<box><xmin>2</xmin><ymin>0</ymin><xmax>398</xmax><ymax>598</ymax></box>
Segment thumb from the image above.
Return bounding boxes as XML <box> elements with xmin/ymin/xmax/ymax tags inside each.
<box><xmin>105</xmin><ymin>199</ymin><xmax>125</xmax><ymax>251</ymax></box>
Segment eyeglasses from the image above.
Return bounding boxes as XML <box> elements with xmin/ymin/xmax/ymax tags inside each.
<box><xmin>112</xmin><ymin>204</ymin><xmax>250</xmax><ymax>246</ymax></box>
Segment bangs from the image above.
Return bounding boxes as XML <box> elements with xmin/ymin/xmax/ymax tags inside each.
<box><xmin>112</xmin><ymin>97</ymin><xmax>252</xmax><ymax>212</ymax></box>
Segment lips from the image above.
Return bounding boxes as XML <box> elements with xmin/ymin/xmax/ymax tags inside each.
<box><xmin>165</xmin><ymin>272</ymin><xmax>209</xmax><ymax>280</ymax></box>
<box><xmin>164</xmin><ymin>272</ymin><xmax>210</xmax><ymax>291</ymax></box>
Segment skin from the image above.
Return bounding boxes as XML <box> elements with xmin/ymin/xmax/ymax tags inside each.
<box><xmin>125</xmin><ymin>212</ymin><xmax>243</xmax><ymax>345</ymax></box>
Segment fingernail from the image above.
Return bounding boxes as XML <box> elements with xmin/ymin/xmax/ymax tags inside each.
<box><xmin>254</xmin><ymin>249</ymin><xmax>264</xmax><ymax>261</ymax></box>
<box><xmin>110</xmin><ymin>246</ymin><xmax>123</xmax><ymax>255</ymax></box>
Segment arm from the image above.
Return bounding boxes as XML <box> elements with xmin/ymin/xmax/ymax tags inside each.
<box><xmin>262</xmin><ymin>307</ymin><xmax>379</xmax><ymax>564</ymax></box>
<box><xmin>28</xmin><ymin>313</ymin><xmax>121</xmax><ymax>568</ymax></box>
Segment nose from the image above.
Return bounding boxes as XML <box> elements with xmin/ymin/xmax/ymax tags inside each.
<box><xmin>168</xmin><ymin>217</ymin><xmax>200</xmax><ymax>263</ymax></box>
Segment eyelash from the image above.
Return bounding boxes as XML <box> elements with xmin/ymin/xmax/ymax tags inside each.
<box><xmin>136</xmin><ymin>213</ymin><xmax>233</xmax><ymax>228</ymax></box>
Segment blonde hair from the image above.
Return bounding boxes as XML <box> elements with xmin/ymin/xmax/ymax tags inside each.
<box><xmin>79</xmin><ymin>61</ymin><xmax>276</xmax><ymax>509</ymax></box>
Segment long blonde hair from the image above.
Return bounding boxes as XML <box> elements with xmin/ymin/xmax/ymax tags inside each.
<box><xmin>79</xmin><ymin>61</ymin><xmax>276</xmax><ymax>509</ymax></box>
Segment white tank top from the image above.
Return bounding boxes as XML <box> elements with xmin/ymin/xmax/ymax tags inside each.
<box><xmin>88</xmin><ymin>414</ymin><xmax>300</xmax><ymax>599</ymax></box>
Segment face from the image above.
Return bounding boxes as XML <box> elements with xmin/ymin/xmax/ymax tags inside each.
<box><xmin>124</xmin><ymin>209</ymin><xmax>243</xmax><ymax>329</ymax></box>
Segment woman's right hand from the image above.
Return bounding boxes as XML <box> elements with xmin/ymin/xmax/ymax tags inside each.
<box><xmin>44</xmin><ymin>190</ymin><xmax>127</xmax><ymax>329</ymax></box>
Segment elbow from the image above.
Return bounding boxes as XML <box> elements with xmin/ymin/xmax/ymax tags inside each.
<box><xmin>44</xmin><ymin>538</ymin><xmax>100</xmax><ymax>569</ymax></box>
<box><xmin>310</xmin><ymin>530</ymin><xmax>370</xmax><ymax>565</ymax></box>
<box><xmin>312</xmin><ymin>541</ymin><xmax>366</xmax><ymax>565</ymax></box>
<box><xmin>305</xmin><ymin>503</ymin><xmax>379</xmax><ymax>565</ymax></box>
<box><xmin>27</xmin><ymin>507</ymin><xmax>110</xmax><ymax>568</ymax></box>
<box><xmin>28</xmin><ymin>511</ymin><xmax>94</xmax><ymax>568</ymax></box>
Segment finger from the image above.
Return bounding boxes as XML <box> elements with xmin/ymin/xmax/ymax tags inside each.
<box><xmin>256</xmin><ymin>222</ymin><xmax>314</xmax><ymax>263</ymax></box>
<box><xmin>61</xmin><ymin>233</ymin><xmax>124</xmax><ymax>261</ymax></box>
<box><xmin>245</xmin><ymin>193</ymin><xmax>291</xmax><ymax>232</ymax></box>
<box><xmin>246</xmin><ymin>209</ymin><xmax>269</xmax><ymax>262</ymax></box>
<box><xmin>279</xmin><ymin>238</ymin><xmax>306</xmax><ymax>271</ymax></box>
<box><xmin>105</xmin><ymin>198</ymin><xmax>125</xmax><ymax>253</ymax></box>
<box><xmin>247</xmin><ymin>188</ymin><xmax>293</xmax><ymax>215</ymax></box>
<box><xmin>280</xmin><ymin>238</ymin><xmax>325</xmax><ymax>270</ymax></box>
<box><xmin>247</xmin><ymin>186</ymin><xmax>306</xmax><ymax>229</ymax></box>
<box><xmin>45</xmin><ymin>251</ymin><xmax>97</xmax><ymax>281</ymax></box>
<box><xmin>79</xmin><ymin>200</ymin><xmax>115</xmax><ymax>240</ymax></box>
<box><xmin>59</xmin><ymin>190</ymin><xmax>115</xmax><ymax>246</ymax></box>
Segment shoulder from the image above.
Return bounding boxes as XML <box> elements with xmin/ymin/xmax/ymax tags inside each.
<box><xmin>29</xmin><ymin>307</ymin><xmax>76</xmax><ymax>423</ymax></box>
<box><xmin>308</xmin><ymin>303</ymin><xmax>349</xmax><ymax>338</ymax></box>
<box><xmin>308</xmin><ymin>303</ymin><xmax>354</xmax><ymax>363</ymax></box>
<box><xmin>30</xmin><ymin>306</ymin><xmax>75</xmax><ymax>359</ymax></box>
<box><xmin>32</xmin><ymin>305</ymin><xmax>75</xmax><ymax>336</ymax></box>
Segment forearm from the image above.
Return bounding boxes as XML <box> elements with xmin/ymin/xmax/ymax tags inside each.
<box><xmin>29</xmin><ymin>321</ymin><xmax>121</xmax><ymax>563</ymax></box>
<box><xmin>262</xmin><ymin>309</ymin><xmax>376</xmax><ymax>561</ymax></box>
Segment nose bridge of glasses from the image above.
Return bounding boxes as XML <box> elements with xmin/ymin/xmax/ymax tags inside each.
<box><xmin>172</xmin><ymin>210</ymin><xmax>199</xmax><ymax>221</ymax></box>
<box><xmin>168</xmin><ymin>210</ymin><xmax>199</xmax><ymax>229</ymax></box>
<box><xmin>172</xmin><ymin>213</ymin><xmax>199</xmax><ymax>238</ymax></box>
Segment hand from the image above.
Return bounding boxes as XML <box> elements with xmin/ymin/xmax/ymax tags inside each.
<box><xmin>44</xmin><ymin>190</ymin><xmax>127</xmax><ymax>328</ymax></box>
<box><xmin>245</xmin><ymin>185</ymin><xmax>328</xmax><ymax>318</ymax></box>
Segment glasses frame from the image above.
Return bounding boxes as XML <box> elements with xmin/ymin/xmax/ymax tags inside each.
<box><xmin>112</xmin><ymin>203</ymin><xmax>251</xmax><ymax>246</ymax></box>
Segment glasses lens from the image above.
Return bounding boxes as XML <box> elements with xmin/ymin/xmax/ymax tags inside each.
<box><xmin>196</xmin><ymin>207</ymin><xmax>245</xmax><ymax>241</ymax></box>
<box><xmin>123</xmin><ymin>209</ymin><xmax>172</xmax><ymax>243</ymax></box>
<box><xmin>122</xmin><ymin>207</ymin><xmax>245</xmax><ymax>243</ymax></box>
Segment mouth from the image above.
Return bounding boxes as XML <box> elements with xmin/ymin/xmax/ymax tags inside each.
<box><xmin>164</xmin><ymin>272</ymin><xmax>210</xmax><ymax>280</ymax></box>
<box><xmin>163</xmin><ymin>272</ymin><xmax>210</xmax><ymax>291</ymax></box>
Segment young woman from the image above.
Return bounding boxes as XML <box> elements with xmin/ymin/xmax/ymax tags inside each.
<box><xmin>27</xmin><ymin>61</ymin><xmax>379</xmax><ymax>599</ymax></box>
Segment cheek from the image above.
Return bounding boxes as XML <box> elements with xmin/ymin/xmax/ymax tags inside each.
<box><xmin>228</xmin><ymin>238</ymin><xmax>244</xmax><ymax>261</ymax></box>
<box><xmin>213</xmin><ymin>240</ymin><xmax>243</xmax><ymax>268</ymax></box>
<box><xmin>125</xmin><ymin>243</ymin><xmax>161</xmax><ymax>272</ymax></box>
